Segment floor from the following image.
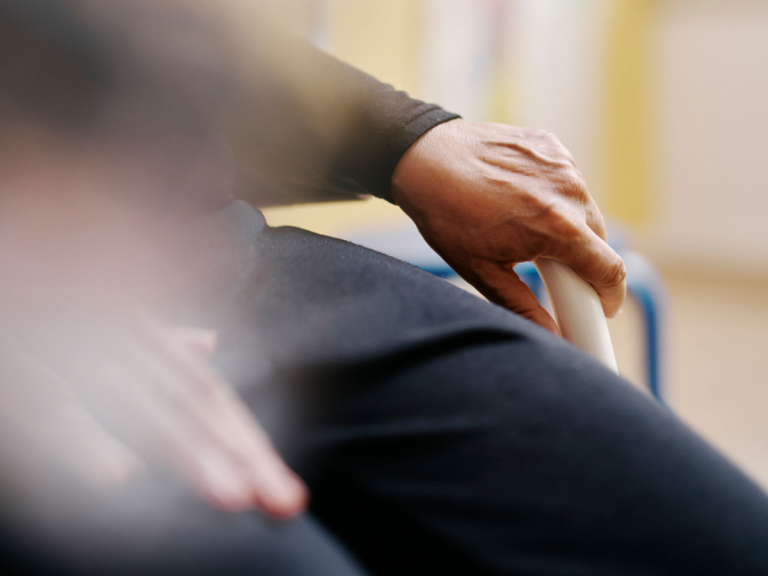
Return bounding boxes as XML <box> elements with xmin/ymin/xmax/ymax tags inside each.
<box><xmin>656</xmin><ymin>272</ymin><xmax>768</xmax><ymax>488</ymax></box>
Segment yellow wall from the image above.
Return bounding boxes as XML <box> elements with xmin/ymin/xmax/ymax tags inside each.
<box><xmin>327</xmin><ymin>0</ymin><xmax>424</xmax><ymax>97</ymax></box>
<box><xmin>602</xmin><ymin>0</ymin><xmax>655</xmax><ymax>227</ymax></box>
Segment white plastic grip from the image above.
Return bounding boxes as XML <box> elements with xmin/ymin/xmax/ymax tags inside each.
<box><xmin>534</xmin><ymin>258</ymin><xmax>619</xmax><ymax>373</ymax></box>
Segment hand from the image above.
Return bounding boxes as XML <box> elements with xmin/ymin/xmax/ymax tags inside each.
<box><xmin>1</xmin><ymin>313</ymin><xmax>308</xmax><ymax>518</ymax></box>
<box><xmin>0</xmin><ymin>346</ymin><xmax>145</xmax><ymax>486</ymax></box>
<box><xmin>391</xmin><ymin>119</ymin><xmax>626</xmax><ymax>334</ymax></box>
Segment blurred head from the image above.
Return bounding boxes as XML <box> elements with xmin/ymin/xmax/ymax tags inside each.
<box><xmin>1</xmin><ymin>0</ymin><xmax>237</xmax><ymax>207</ymax></box>
<box><xmin>0</xmin><ymin>0</ymin><xmax>239</xmax><ymax>306</ymax></box>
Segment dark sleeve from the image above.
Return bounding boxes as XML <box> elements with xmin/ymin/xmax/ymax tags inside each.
<box><xmin>224</xmin><ymin>29</ymin><xmax>460</xmax><ymax>206</ymax></box>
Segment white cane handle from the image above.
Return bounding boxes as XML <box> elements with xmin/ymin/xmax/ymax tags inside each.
<box><xmin>534</xmin><ymin>258</ymin><xmax>618</xmax><ymax>373</ymax></box>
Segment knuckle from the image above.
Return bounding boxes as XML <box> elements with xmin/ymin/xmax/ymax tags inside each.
<box><xmin>544</xmin><ymin>132</ymin><xmax>571</xmax><ymax>155</ymax></box>
<box><xmin>526</xmin><ymin>127</ymin><xmax>549</xmax><ymax>138</ymax></box>
<box><xmin>603</xmin><ymin>258</ymin><xmax>627</xmax><ymax>288</ymax></box>
<box><xmin>542</xmin><ymin>203</ymin><xmax>582</xmax><ymax>241</ymax></box>
<box><xmin>541</xmin><ymin>130</ymin><xmax>559</xmax><ymax>142</ymax></box>
<box><xmin>558</xmin><ymin>166</ymin><xmax>588</xmax><ymax>196</ymax></box>
<box><xmin>522</xmin><ymin>190</ymin><xmax>556</xmax><ymax>220</ymax></box>
<box><xmin>196</xmin><ymin>378</ymin><xmax>218</xmax><ymax>398</ymax></box>
<box><xmin>588</xmin><ymin>208</ymin><xmax>608</xmax><ymax>239</ymax></box>
<box><xmin>182</xmin><ymin>373</ymin><xmax>217</xmax><ymax>399</ymax></box>
<box><xmin>560</xmin><ymin>221</ymin><xmax>584</xmax><ymax>242</ymax></box>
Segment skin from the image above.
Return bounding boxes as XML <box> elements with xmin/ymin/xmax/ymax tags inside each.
<box><xmin>1</xmin><ymin>315</ymin><xmax>308</xmax><ymax>518</ymax></box>
<box><xmin>391</xmin><ymin>119</ymin><xmax>627</xmax><ymax>334</ymax></box>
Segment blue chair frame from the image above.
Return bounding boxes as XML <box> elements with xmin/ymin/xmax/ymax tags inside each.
<box><xmin>414</xmin><ymin>257</ymin><xmax>666</xmax><ymax>402</ymax></box>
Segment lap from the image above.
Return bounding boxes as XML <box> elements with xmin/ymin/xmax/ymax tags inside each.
<box><xmin>203</xmin><ymin>203</ymin><xmax>768</xmax><ymax>575</ymax></box>
<box><xmin>0</xmin><ymin>457</ymin><xmax>367</xmax><ymax>576</ymax></box>
<box><xmin>293</xmin><ymin>340</ymin><xmax>768</xmax><ymax>575</ymax></box>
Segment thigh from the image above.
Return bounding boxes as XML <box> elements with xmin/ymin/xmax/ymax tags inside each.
<box><xmin>190</xmin><ymin>203</ymin><xmax>768</xmax><ymax>575</ymax></box>
<box><xmin>0</xmin><ymin>460</ymin><xmax>367</xmax><ymax>576</ymax></box>
<box><xmin>298</xmin><ymin>335</ymin><xmax>768</xmax><ymax>576</ymax></box>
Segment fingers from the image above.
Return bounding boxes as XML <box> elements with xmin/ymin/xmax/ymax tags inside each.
<box><xmin>48</xmin><ymin>402</ymin><xmax>145</xmax><ymax>486</ymax></box>
<box><xmin>469</xmin><ymin>262</ymin><xmax>560</xmax><ymax>335</ymax></box>
<box><xmin>132</xmin><ymin>394</ymin><xmax>257</xmax><ymax>511</ymax></box>
<box><xmin>134</xmin><ymin>380</ymin><xmax>307</xmax><ymax>517</ymax></box>
<box><xmin>0</xmin><ymin>351</ymin><xmax>143</xmax><ymax>486</ymax></box>
<box><xmin>553</xmin><ymin>226</ymin><xmax>627</xmax><ymax>318</ymax></box>
<box><xmin>585</xmin><ymin>201</ymin><xmax>608</xmax><ymax>242</ymax></box>
<box><xmin>120</xmin><ymin>318</ymin><xmax>309</xmax><ymax>517</ymax></box>
<box><xmin>172</xmin><ymin>326</ymin><xmax>218</xmax><ymax>359</ymax></box>
<box><xmin>205</xmin><ymin>378</ymin><xmax>309</xmax><ymax>518</ymax></box>
<box><xmin>23</xmin><ymin>312</ymin><xmax>309</xmax><ymax>518</ymax></box>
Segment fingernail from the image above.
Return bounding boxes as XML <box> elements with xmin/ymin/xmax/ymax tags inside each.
<box><xmin>257</xmin><ymin>465</ymin><xmax>308</xmax><ymax>518</ymax></box>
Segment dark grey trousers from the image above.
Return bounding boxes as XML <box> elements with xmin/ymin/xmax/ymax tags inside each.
<box><xmin>3</xmin><ymin>201</ymin><xmax>768</xmax><ymax>575</ymax></box>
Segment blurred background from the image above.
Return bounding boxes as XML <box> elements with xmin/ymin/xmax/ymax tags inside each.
<box><xmin>259</xmin><ymin>0</ymin><xmax>768</xmax><ymax>487</ymax></box>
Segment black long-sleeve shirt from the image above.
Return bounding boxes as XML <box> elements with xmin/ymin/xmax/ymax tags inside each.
<box><xmin>222</xmin><ymin>29</ymin><xmax>460</xmax><ymax>208</ymax></box>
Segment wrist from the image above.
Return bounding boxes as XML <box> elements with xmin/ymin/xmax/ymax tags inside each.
<box><xmin>390</xmin><ymin>118</ymin><xmax>463</xmax><ymax>208</ymax></box>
